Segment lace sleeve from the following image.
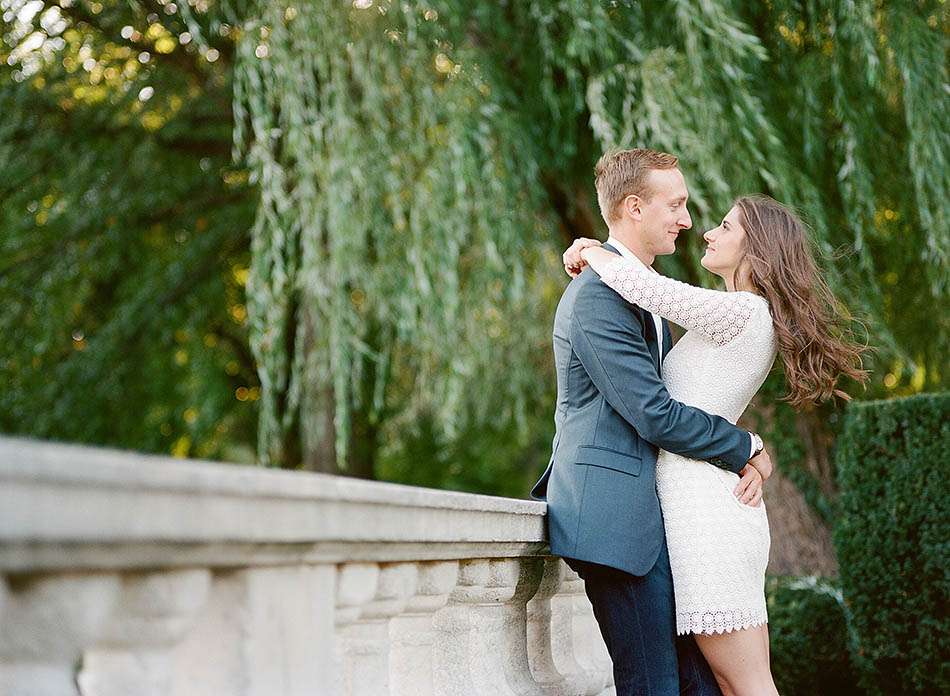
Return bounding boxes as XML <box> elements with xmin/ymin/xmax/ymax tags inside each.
<box><xmin>598</xmin><ymin>256</ymin><xmax>762</xmax><ymax>347</ymax></box>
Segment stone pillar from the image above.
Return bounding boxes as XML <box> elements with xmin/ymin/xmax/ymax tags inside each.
<box><xmin>237</xmin><ymin>564</ymin><xmax>334</xmax><ymax>696</ymax></box>
<box><xmin>0</xmin><ymin>572</ymin><xmax>121</xmax><ymax>696</ymax></box>
<box><xmin>76</xmin><ymin>569</ymin><xmax>211</xmax><ymax>696</ymax></box>
<box><xmin>388</xmin><ymin>560</ymin><xmax>458</xmax><ymax>696</ymax></box>
<box><xmin>432</xmin><ymin>557</ymin><xmax>544</xmax><ymax>696</ymax></box>
<box><xmin>334</xmin><ymin>562</ymin><xmax>384</xmax><ymax>696</ymax></box>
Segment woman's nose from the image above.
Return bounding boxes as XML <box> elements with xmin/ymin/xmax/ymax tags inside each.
<box><xmin>703</xmin><ymin>228</ymin><xmax>716</xmax><ymax>243</ymax></box>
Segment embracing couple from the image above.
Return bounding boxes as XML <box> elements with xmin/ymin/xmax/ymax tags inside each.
<box><xmin>530</xmin><ymin>148</ymin><xmax>866</xmax><ymax>696</ymax></box>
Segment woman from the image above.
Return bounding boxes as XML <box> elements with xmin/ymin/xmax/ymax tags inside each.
<box><xmin>562</xmin><ymin>194</ymin><xmax>867</xmax><ymax>696</ymax></box>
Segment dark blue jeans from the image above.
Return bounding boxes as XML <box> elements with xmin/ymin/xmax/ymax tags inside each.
<box><xmin>565</xmin><ymin>536</ymin><xmax>722</xmax><ymax>696</ymax></box>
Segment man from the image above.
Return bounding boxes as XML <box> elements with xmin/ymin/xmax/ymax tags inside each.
<box><xmin>530</xmin><ymin>148</ymin><xmax>771</xmax><ymax>695</ymax></box>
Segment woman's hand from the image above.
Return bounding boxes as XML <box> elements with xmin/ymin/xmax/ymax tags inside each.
<box><xmin>733</xmin><ymin>464</ymin><xmax>764</xmax><ymax>507</ymax></box>
<box><xmin>563</xmin><ymin>237</ymin><xmax>601</xmax><ymax>278</ymax></box>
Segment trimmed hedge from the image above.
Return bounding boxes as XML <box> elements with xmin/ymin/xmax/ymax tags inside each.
<box><xmin>833</xmin><ymin>393</ymin><xmax>950</xmax><ymax>695</ymax></box>
<box><xmin>766</xmin><ymin>576</ymin><xmax>863</xmax><ymax>696</ymax></box>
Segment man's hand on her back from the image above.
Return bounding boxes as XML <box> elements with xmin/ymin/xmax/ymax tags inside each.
<box><xmin>733</xmin><ymin>464</ymin><xmax>764</xmax><ymax>507</ymax></box>
<box><xmin>748</xmin><ymin>448</ymin><xmax>773</xmax><ymax>482</ymax></box>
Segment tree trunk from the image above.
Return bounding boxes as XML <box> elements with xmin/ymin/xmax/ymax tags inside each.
<box><xmin>794</xmin><ymin>408</ymin><xmax>838</xmax><ymax>499</ymax></box>
<box><xmin>300</xmin><ymin>382</ymin><xmax>339</xmax><ymax>474</ymax></box>
<box><xmin>346</xmin><ymin>407</ymin><xmax>378</xmax><ymax>481</ymax></box>
<box><xmin>763</xmin><ymin>467</ymin><xmax>839</xmax><ymax>576</ymax></box>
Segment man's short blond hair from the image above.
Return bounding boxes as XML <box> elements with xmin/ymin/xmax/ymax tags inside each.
<box><xmin>594</xmin><ymin>148</ymin><xmax>680</xmax><ymax>224</ymax></box>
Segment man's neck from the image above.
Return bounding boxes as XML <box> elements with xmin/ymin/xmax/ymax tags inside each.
<box><xmin>606</xmin><ymin>228</ymin><xmax>655</xmax><ymax>267</ymax></box>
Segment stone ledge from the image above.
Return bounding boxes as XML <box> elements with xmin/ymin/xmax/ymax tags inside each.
<box><xmin>0</xmin><ymin>437</ymin><xmax>547</xmax><ymax>570</ymax></box>
<box><xmin>0</xmin><ymin>437</ymin><xmax>543</xmax><ymax>511</ymax></box>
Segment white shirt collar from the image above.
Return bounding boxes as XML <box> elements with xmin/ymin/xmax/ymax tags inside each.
<box><xmin>605</xmin><ymin>236</ymin><xmax>655</xmax><ymax>273</ymax></box>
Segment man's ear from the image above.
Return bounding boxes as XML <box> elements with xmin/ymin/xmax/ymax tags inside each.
<box><xmin>623</xmin><ymin>194</ymin><xmax>643</xmax><ymax>221</ymax></box>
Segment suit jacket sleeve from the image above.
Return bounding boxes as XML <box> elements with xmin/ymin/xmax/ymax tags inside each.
<box><xmin>571</xmin><ymin>279</ymin><xmax>749</xmax><ymax>473</ymax></box>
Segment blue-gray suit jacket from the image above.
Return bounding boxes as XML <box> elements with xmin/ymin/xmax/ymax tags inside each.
<box><xmin>530</xmin><ymin>245</ymin><xmax>750</xmax><ymax>576</ymax></box>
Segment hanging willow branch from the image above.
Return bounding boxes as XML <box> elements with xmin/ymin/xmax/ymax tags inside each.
<box><xmin>229</xmin><ymin>1</ymin><xmax>549</xmax><ymax>466</ymax></box>
<box><xmin>223</xmin><ymin>0</ymin><xmax>947</xmax><ymax>467</ymax></box>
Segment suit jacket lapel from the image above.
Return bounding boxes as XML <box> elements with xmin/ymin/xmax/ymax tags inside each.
<box><xmin>660</xmin><ymin>319</ymin><xmax>673</xmax><ymax>375</ymax></box>
<box><xmin>645</xmin><ymin>314</ymin><xmax>661</xmax><ymax>374</ymax></box>
<box><xmin>662</xmin><ymin>319</ymin><xmax>673</xmax><ymax>360</ymax></box>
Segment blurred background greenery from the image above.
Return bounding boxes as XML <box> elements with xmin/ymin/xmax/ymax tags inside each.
<box><xmin>0</xmin><ymin>0</ymin><xmax>950</xmax><ymax>522</ymax></box>
<box><xmin>1</xmin><ymin>1</ymin><xmax>946</xmax><ymax>502</ymax></box>
<box><xmin>2</xmin><ymin>2</ymin><xmax>947</xmax><ymax>692</ymax></box>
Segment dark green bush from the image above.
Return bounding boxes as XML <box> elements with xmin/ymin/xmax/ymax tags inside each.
<box><xmin>766</xmin><ymin>576</ymin><xmax>863</xmax><ymax>696</ymax></box>
<box><xmin>833</xmin><ymin>393</ymin><xmax>950</xmax><ymax>695</ymax></box>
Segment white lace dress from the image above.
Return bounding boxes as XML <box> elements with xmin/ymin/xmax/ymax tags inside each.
<box><xmin>599</xmin><ymin>256</ymin><xmax>778</xmax><ymax>635</ymax></box>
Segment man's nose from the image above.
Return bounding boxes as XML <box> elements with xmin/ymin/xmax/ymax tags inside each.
<box><xmin>678</xmin><ymin>209</ymin><xmax>692</xmax><ymax>230</ymax></box>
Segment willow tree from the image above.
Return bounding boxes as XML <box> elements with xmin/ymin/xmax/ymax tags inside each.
<box><xmin>218</xmin><ymin>0</ymin><xmax>946</xmax><ymax>474</ymax></box>
<box><xmin>2</xmin><ymin>0</ymin><xmax>946</xmax><ymax>492</ymax></box>
<box><xmin>217</xmin><ymin>1</ymin><xmax>557</xmax><ymax>473</ymax></box>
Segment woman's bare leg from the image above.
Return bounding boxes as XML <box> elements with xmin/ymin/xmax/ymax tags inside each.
<box><xmin>693</xmin><ymin>624</ymin><xmax>778</xmax><ymax>696</ymax></box>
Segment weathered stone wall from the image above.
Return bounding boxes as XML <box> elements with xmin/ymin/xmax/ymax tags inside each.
<box><xmin>0</xmin><ymin>438</ymin><xmax>614</xmax><ymax>696</ymax></box>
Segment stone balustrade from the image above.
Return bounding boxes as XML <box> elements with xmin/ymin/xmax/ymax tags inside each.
<box><xmin>0</xmin><ymin>437</ymin><xmax>614</xmax><ymax>696</ymax></box>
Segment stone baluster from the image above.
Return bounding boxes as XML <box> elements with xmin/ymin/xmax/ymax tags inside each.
<box><xmin>526</xmin><ymin>557</ymin><xmax>573</xmax><ymax>693</ymax></box>
<box><xmin>0</xmin><ymin>436</ymin><xmax>615</xmax><ymax>696</ymax></box>
<box><xmin>335</xmin><ymin>561</ymin><xmax>404</xmax><ymax>696</ymax></box>
<box><xmin>388</xmin><ymin>560</ymin><xmax>458</xmax><ymax>696</ymax></box>
<box><xmin>549</xmin><ymin>564</ymin><xmax>613</xmax><ymax>695</ymax></box>
<box><xmin>76</xmin><ymin>568</ymin><xmax>211</xmax><ymax>696</ymax></box>
<box><xmin>432</xmin><ymin>557</ymin><xmax>544</xmax><ymax>696</ymax></box>
<box><xmin>0</xmin><ymin>572</ymin><xmax>121</xmax><ymax>696</ymax></box>
<box><xmin>333</xmin><ymin>562</ymin><xmax>375</xmax><ymax>695</ymax></box>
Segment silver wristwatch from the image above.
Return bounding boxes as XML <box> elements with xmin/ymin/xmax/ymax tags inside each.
<box><xmin>750</xmin><ymin>432</ymin><xmax>764</xmax><ymax>457</ymax></box>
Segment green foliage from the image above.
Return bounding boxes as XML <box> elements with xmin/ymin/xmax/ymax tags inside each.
<box><xmin>0</xmin><ymin>0</ymin><xmax>260</xmax><ymax>460</ymax></box>
<box><xmin>766</xmin><ymin>575</ymin><xmax>863</xmax><ymax>696</ymax></box>
<box><xmin>225</xmin><ymin>0</ymin><xmax>949</xmax><ymax>472</ymax></box>
<box><xmin>228</xmin><ymin>0</ymin><xmax>555</xmax><ymax>467</ymax></box>
<box><xmin>833</xmin><ymin>393</ymin><xmax>950</xmax><ymax>694</ymax></box>
<box><xmin>2</xmin><ymin>0</ymin><xmax>947</xmax><ymax>484</ymax></box>
<box><xmin>375</xmin><ymin>398</ymin><xmax>557</xmax><ymax>498</ymax></box>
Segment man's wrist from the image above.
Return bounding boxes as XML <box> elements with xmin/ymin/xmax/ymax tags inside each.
<box><xmin>748</xmin><ymin>432</ymin><xmax>764</xmax><ymax>460</ymax></box>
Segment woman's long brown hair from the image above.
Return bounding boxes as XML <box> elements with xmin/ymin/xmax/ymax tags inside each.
<box><xmin>734</xmin><ymin>195</ymin><xmax>869</xmax><ymax>409</ymax></box>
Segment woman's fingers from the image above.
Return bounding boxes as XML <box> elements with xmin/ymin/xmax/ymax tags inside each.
<box><xmin>564</xmin><ymin>259</ymin><xmax>584</xmax><ymax>277</ymax></box>
<box><xmin>562</xmin><ymin>242</ymin><xmax>585</xmax><ymax>269</ymax></box>
<box><xmin>562</xmin><ymin>238</ymin><xmax>601</xmax><ymax>278</ymax></box>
